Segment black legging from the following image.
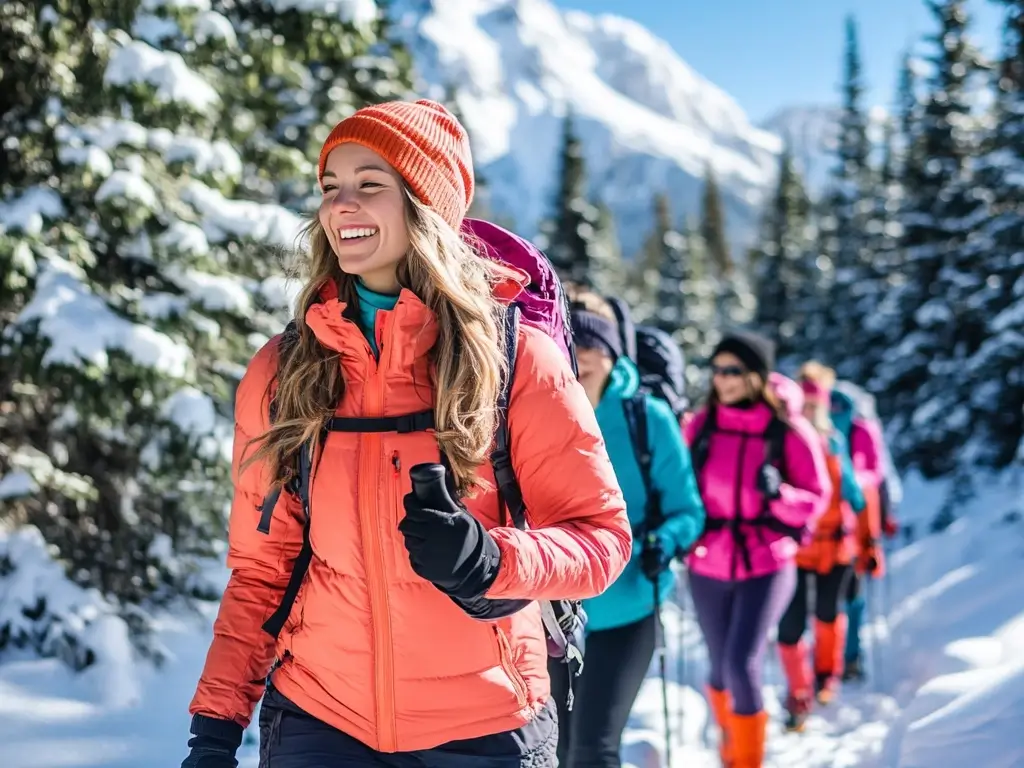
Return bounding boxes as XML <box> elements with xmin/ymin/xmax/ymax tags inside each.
<box><xmin>549</xmin><ymin>613</ymin><xmax>656</xmax><ymax>768</ymax></box>
<box><xmin>778</xmin><ymin>565</ymin><xmax>853</xmax><ymax>645</ymax></box>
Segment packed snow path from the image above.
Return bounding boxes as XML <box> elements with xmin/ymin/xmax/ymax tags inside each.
<box><xmin>0</xmin><ymin>473</ymin><xmax>1021</xmax><ymax>767</ymax></box>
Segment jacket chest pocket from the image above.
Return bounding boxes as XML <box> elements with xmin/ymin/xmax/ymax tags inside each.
<box><xmin>384</xmin><ymin>434</ymin><xmax>446</xmax><ymax>583</ymax></box>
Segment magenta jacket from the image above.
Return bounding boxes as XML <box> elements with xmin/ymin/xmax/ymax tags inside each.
<box><xmin>849</xmin><ymin>419</ymin><xmax>884</xmax><ymax>489</ymax></box>
<box><xmin>684</xmin><ymin>398</ymin><xmax>831</xmax><ymax>582</ymax></box>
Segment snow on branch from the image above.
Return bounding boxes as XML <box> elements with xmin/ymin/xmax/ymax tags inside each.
<box><xmin>104</xmin><ymin>40</ymin><xmax>219</xmax><ymax>112</ymax></box>
<box><xmin>14</xmin><ymin>259</ymin><xmax>193</xmax><ymax>378</ymax></box>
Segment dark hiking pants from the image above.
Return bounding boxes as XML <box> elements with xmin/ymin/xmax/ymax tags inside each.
<box><xmin>688</xmin><ymin>565</ymin><xmax>797</xmax><ymax>715</ymax></box>
<box><xmin>257</xmin><ymin>687</ymin><xmax>557</xmax><ymax>768</ymax></box>
<box><xmin>548</xmin><ymin>612</ymin><xmax>657</xmax><ymax>768</ymax></box>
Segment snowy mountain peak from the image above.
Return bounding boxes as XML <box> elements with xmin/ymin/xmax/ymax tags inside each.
<box><xmin>394</xmin><ymin>0</ymin><xmax>782</xmax><ymax>252</ymax></box>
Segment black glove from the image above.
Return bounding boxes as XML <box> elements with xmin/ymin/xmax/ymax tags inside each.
<box><xmin>181</xmin><ymin>715</ymin><xmax>242</xmax><ymax>768</ymax></box>
<box><xmin>399</xmin><ymin>463</ymin><xmax>502</xmax><ymax>600</ymax></box>
<box><xmin>640</xmin><ymin>531</ymin><xmax>671</xmax><ymax>582</ymax></box>
<box><xmin>757</xmin><ymin>464</ymin><xmax>783</xmax><ymax>500</ymax></box>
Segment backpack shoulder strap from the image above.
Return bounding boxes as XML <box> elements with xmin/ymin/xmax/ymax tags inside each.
<box><xmin>623</xmin><ymin>391</ymin><xmax>663</xmax><ymax>532</ymax></box>
<box><xmin>491</xmin><ymin>303</ymin><xmax>525</xmax><ymax>530</ymax></box>
<box><xmin>690</xmin><ymin>405</ymin><xmax>717</xmax><ymax>474</ymax></box>
<box><xmin>261</xmin><ymin>428</ymin><xmax>327</xmax><ymax>638</ymax></box>
<box><xmin>622</xmin><ymin>393</ymin><xmax>652</xmax><ymax>493</ymax></box>
<box><xmin>764</xmin><ymin>415</ymin><xmax>788</xmax><ymax>477</ymax></box>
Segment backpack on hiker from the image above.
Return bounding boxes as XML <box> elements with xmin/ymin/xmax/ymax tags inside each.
<box><xmin>606</xmin><ymin>297</ymin><xmax>689</xmax><ymax>421</ymax></box>
<box><xmin>833</xmin><ymin>380</ymin><xmax>902</xmax><ymax>510</ymax></box>
<box><xmin>254</xmin><ymin>218</ymin><xmax>588</xmax><ymax>708</ymax></box>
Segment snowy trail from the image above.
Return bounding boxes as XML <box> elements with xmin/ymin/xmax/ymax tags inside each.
<box><xmin>0</xmin><ymin>473</ymin><xmax>1021</xmax><ymax>767</ymax></box>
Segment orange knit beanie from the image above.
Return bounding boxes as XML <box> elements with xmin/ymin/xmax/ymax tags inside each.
<box><xmin>318</xmin><ymin>99</ymin><xmax>474</xmax><ymax>230</ymax></box>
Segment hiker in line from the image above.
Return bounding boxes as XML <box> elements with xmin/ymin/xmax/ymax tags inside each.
<box><xmin>830</xmin><ymin>383</ymin><xmax>890</xmax><ymax>681</ymax></box>
<box><xmin>776</xmin><ymin>362</ymin><xmax>866</xmax><ymax>732</ymax></box>
<box><xmin>180</xmin><ymin>99</ymin><xmax>632</xmax><ymax>768</ymax></box>
<box><xmin>548</xmin><ymin>288</ymin><xmax>705</xmax><ymax>768</ymax></box>
<box><xmin>683</xmin><ymin>333</ymin><xmax>830</xmax><ymax>768</ymax></box>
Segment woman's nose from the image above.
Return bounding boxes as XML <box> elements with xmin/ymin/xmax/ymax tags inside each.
<box><xmin>330</xmin><ymin>188</ymin><xmax>359</xmax><ymax>212</ymax></box>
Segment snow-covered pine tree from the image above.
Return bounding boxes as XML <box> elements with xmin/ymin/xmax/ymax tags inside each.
<box><xmin>678</xmin><ymin>216</ymin><xmax>717</xmax><ymax>395</ymax></box>
<box><xmin>624</xmin><ymin>194</ymin><xmax>665</xmax><ymax>324</ymax></box>
<box><xmin>589</xmin><ymin>201</ymin><xmax>626</xmax><ymax>296</ymax></box>
<box><xmin>750</xmin><ymin>148</ymin><xmax>817</xmax><ymax>364</ymax></box>
<box><xmin>0</xmin><ymin>0</ymin><xmax>414</xmax><ymax>663</ymax></box>
<box><xmin>540</xmin><ymin>111</ymin><xmax>604</xmax><ymax>286</ymax></box>
<box><xmin>649</xmin><ymin>194</ymin><xmax>686</xmax><ymax>338</ymax></box>
<box><xmin>861</xmin><ymin>53</ymin><xmax>921</xmax><ymax>394</ymax></box>
<box><xmin>701</xmin><ymin>163</ymin><xmax>733</xmax><ymax>279</ymax></box>
<box><xmin>703</xmin><ymin>165</ymin><xmax>754</xmax><ymax>334</ymax></box>
<box><xmin>853</xmin><ymin>118</ymin><xmax>906</xmax><ymax>386</ymax></box>
<box><xmin>818</xmin><ymin>15</ymin><xmax>875</xmax><ymax>376</ymax></box>
<box><xmin>964</xmin><ymin>0</ymin><xmax>1024</xmax><ymax>470</ymax></box>
<box><xmin>874</xmin><ymin>0</ymin><xmax>988</xmax><ymax>477</ymax></box>
<box><xmin>215</xmin><ymin>0</ymin><xmax>413</xmax><ymax>210</ymax></box>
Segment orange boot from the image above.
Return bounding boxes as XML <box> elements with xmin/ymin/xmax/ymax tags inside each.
<box><xmin>778</xmin><ymin>641</ymin><xmax>813</xmax><ymax>731</ymax></box>
<box><xmin>707</xmin><ymin>686</ymin><xmax>733</xmax><ymax>766</ymax></box>
<box><xmin>729</xmin><ymin>710</ymin><xmax>768</xmax><ymax>768</ymax></box>
<box><xmin>813</xmin><ymin>615</ymin><xmax>848</xmax><ymax>704</ymax></box>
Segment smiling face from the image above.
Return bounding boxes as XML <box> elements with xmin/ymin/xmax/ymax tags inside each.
<box><xmin>711</xmin><ymin>352</ymin><xmax>762</xmax><ymax>405</ymax></box>
<box><xmin>318</xmin><ymin>143</ymin><xmax>411</xmax><ymax>294</ymax></box>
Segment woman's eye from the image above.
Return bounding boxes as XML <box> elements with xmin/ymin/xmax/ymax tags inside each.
<box><xmin>322</xmin><ymin>184</ymin><xmax>336</xmax><ymax>193</ymax></box>
<box><xmin>360</xmin><ymin>181</ymin><xmax>382</xmax><ymax>189</ymax></box>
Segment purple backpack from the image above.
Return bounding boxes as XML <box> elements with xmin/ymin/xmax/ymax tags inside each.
<box><xmin>460</xmin><ymin>217</ymin><xmax>586</xmax><ymax>690</ymax></box>
<box><xmin>461</xmin><ymin>218</ymin><xmax>577</xmax><ymax>373</ymax></box>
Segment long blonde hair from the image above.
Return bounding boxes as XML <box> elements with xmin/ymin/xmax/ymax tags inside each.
<box><xmin>243</xmin><ymin>187</ymin><xmax>507</xmax><ymax>495</ymax></box>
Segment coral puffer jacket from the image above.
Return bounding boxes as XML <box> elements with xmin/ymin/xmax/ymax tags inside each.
<box><xmin>188</xmin><ymin>279</ymin><xmax>631</xmax><ymax>752</ymax></box>
<box><xmin>795</xmin><ymin>431</ymin><xmax>865</xmax><ymax>574</ymax></box>
<box><xmin>684</xmin><ymin>400</ymin><xmax>831</xmax><ymax>582</ymax></box>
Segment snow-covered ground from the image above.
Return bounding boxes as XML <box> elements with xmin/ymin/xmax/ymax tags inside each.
<box><xmin>1</xmin><ymin>470</ymin><xmax>1021</xmax><ymax>767</ymax></box>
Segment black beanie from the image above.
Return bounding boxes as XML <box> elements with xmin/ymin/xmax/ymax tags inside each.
<box><xmin>570</xmin><ymin>309</ymin><xmax>623</xmax><ymax>361</ymax></box>
<box><xmin>711</xmin><ymin>330</ymin><xmax>775</xmax><ymax>378</ymax></box>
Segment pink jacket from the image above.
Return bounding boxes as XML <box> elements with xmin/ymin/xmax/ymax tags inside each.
<box><xmin>850</xmin><ymin>418</ymin><xmax>884</xmax><ymax>489</ymax></box>
<box><xmin>684</xmin><ymin>400</ymin><xmax>831</xmax><ymax>581</ymax></box>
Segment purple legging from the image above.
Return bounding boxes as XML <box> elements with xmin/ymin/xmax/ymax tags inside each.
<box><xmin>688</xmin><ymin>565</ymin><xmax>797</xmax><ymax>715</ymax></box>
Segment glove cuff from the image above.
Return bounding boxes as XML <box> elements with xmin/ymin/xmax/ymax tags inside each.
<box><xmin>190</xmin><ymin>714</ymin><xmax>244</xmax><ymax>750</ymax></box>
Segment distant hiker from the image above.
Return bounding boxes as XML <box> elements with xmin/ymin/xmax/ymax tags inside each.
<box><xmin>776</xmin><ymin>362</ymin><xmax>866</xmax><ymax>731</ymax></box>
<box><xmin>179</xmin><ymin>99</ymin><xmax>632</xmax><ymax>768</ymax></box>
<box><xmin>549</xmin><ymin>288</ymin><xmax>705</xmax><ymax>768</ymax></box>
<box><xmin>684</xmin><ymin>333</ymin><xmax>830</xmax><ymax>768</ymax></box>
<box><xmin>830</xmin><ymin>382</ymin><xmax>896</xmax><ymax>681</ymax></box>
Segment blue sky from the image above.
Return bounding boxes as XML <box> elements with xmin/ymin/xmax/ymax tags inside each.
<box><xmin>556</xmin><ymin>0</ymin><xmax>1005</xmax><ymax>123</ymax></box>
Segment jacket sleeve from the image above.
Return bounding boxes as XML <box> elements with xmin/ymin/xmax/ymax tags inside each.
<box><xmin>768</xmin><ymin>416</ymin><xmax>832</xmax><ymax>530</ymax></box>
<box><xmin>188</xmin><ymin>338</ymin><xmax>306</xmax><ymax>728</ymax></box>
<box><xmin>850</xmin><ymin>419</ymin><xmax>884</xmax><ymax>489</ymax></box>
<box><xmin>682</xmin><ymin>408</ymin><xmax>708</xmax><ymax>446</ymax></box>
<box><xmin>646</xmin><ymin>395</ymin><xmax>706</xmax><ymax>553</ymax></box>
<box><xmin>833</xmin><ymin>432</ymin><xmax>866</xmax><ymax>513</ymax></box>
<box><xmin>484</xmin><ymin>327</ymin><xmax>632</xmax><ymax>602</ymax></box>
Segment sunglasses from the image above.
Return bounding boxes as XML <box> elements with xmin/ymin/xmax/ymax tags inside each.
<box><xmin>711</xmin><ymin>364</ymin><xmax>746</xmax><ymax>378</ymax></box>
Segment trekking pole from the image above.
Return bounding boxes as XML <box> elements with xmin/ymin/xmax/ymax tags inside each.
<box><xmin>676</xmin><ymin>569</ymin><xmax>687</xmax><ymax>751</ymax></box>
<box><xmin>651</xmin><ymin>540</ymin><xmax>672</xmax><ymax>768</ymax></box>
<box><xmin>868</xmin><ymin>577</ymin><xmax>883</xmax><ymax>691</ymax></box>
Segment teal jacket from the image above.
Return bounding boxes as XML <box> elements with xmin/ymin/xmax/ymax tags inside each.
<box><xmin>828</xmin><ymin>391</ymin><xmax>866</xmax><ymax>513</ymax></box>
<box><xmin>582</xmin><ymin>357</ymin><xmax>706</xmax><ymax>632</ymax></box>
<box><xmin>829</xmin><ymin>430</ymin><xmax>866</xmax><ymax>513</ymax></box>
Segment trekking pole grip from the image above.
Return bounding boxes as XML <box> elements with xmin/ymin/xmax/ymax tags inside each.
<box><xmin>409</xmin><ymin>463</ymin><xmax>450</xmax><ymax>510</ymax></box>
